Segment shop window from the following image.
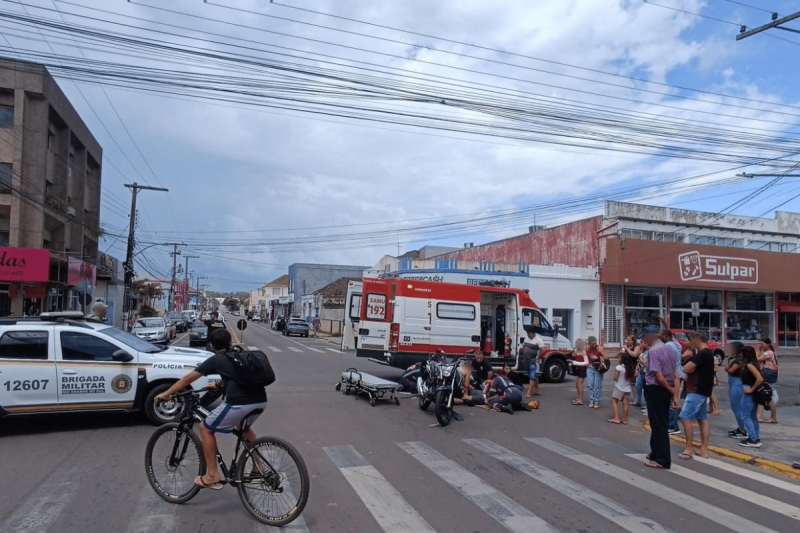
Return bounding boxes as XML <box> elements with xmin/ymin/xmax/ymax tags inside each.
<box><xmin>0</xmin><ymin>105</ymin><xmax>13</xmax><ymax>128</ymax></box>
<box><xmin>727</xmin><ymin>292</ymin><xmax>774</xmax><ymax>342</ymax></box>
<box><xmin>0</xmin><ymin>232</ymin><xmax>8</xmax><ymax>246</ymax></box>
<box><xmin>670</xmin><ymin>288</ymin><xmax>723</xmax><ymax>341</ymax></box>
<box><xmin>626</xmin><ymin>287</ymin><xmax>664</xmax><ymax>309</ymax></box>
<box><xmin>671</xmin><ymin>289</ymin><xmax>722</xmax><ymax>310</ymax></box>
<box><xmin>625</xmin><ymin>287</ymin><xmax>664</xmax><ymax>338</ymax></box>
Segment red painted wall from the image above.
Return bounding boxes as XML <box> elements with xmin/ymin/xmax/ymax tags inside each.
<box><xmin>445</xmin><ymin>216</ymin><xmax>603</xmax><ymax>267</ymax></box>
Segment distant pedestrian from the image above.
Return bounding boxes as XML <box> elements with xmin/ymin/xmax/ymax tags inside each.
<box><xmin>757</xmin><ymin>338</ymin><xmax>778</xmax><ymax>424</ymax></box>
<box><xmin>724</xmin><ymin>342</ymin><xmax>747</xmax><ymax>439</ymax></box>
<box><xmin>643</xmin><ymin>332</ymin><xmax>680</xmax><ymax>469</ymax></box>
<box><xmin>571</xmin><ymin>339</ymin><xmax>589</xmax><ymax>406</ymax></box>
<box><xmin>660</xmin><ymin>329</ymin><xmax>683</xmax><ymax>435</ymax></box>
<box><xmin>627</xmin><ymin>335</ymin><xmax>647</xmax><ymax>409</ymax></box>
<box><xmin>608</xmin><ymin>351</ymin><xmax>635</xmax><ymax>425</ymax></box>
<box><xmin>586</xmin><ymin>336</ymin><xmax>607</xmax><ymax>409</ymax></box>
<box><xmin>739</xmin><ymin>346</ymin><xmax>764</xmax><ymax>448</ymax></box>
<box><xmin>678</xmin><ymin>332</ymin><xmax>714</xmax><ymax>460</ymax></box>
<box><xmin>523</xmin><ymin>328</ymin><xmax>545</xmax><ymax>398</ymax></box>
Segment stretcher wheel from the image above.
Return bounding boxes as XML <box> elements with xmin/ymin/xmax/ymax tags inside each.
<box><xmin>394</xmin><ymin>397</ymin><xmax>400</xmax><ymax>406</ymax></box>
<box><xmin>344</xmin><ymin>388</ymin><xmax>350</xmax><ymax>396</ymax></box>
<box><xmin>370</xmin><ymin>398</ymin><xmax>376</xmax><ymax>407</ymax></box>
<box><xmin>335</xmin><ymin>383</ymin><xmax>341</xmax><ymax>391</ymax></box>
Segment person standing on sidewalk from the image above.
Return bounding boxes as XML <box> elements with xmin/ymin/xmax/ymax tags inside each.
<box><xmin>586</xmin><ymin>336</ymin><xmax>607</xmax><ymax>409</ymax></box>
<box><xmin>644</xmin><ymin>332</ymin><xmax>680</xmax><ymax>469</ymax></box>
<box><xmin>661</xmin><ymin>329</ymin><xmax>683</xmax><ymax>435</ymax></box>
<box><xmin>724</xmin><ymin>342</ymin><xmax>747</xmax><ymax>439</ymax></box>
<box><xmin>757</xmin><ymin>338</ymin><xmax>779</xmax><ymax>424</ymax></box>
<box><xmin>523</xmin><ymin>328</ymin><xmax>545</xmax><ymax>398</ymax></box>
<box><xmin>739</xmin><ymin>346</ymin><xmax>764</xmax><ymax>448</ymax></box>
<box><xmin>678</xmin><ymin>332</ymin><xmax>715</xmax><ymax>460</ymax></box>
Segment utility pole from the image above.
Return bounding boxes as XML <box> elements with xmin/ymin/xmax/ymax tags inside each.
<box><xmin>123</xmin><ymin>182</ymin><xmax>168</xmax><ymax>331</ymax></box>
<box><xmin>196</xmin><ymin>275</ymin><xmax>207</xmax><ymax>311</ymax></box>
<box><xmin>736</xmin><ymin>11</ymin><xmax>800</xmax><ymax>40</ymax></box>
<box><xmin>168</xmin><ymin>243</ymin><xmax>184</xmax><ymax>312</ymax></box>
<box><xmin>180</xmin><ymin>254</ymin><xmax>199</xmax><ymax>311</ymax></box>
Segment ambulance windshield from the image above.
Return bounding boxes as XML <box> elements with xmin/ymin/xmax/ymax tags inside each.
<box><xmin>522</xmin><ymin>308</ymin><xmax>553</xmax><ymax>337</ymax></box>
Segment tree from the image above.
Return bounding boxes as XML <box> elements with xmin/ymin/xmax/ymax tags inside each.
<box><xmin>132</xmin><ymin>280</ymin><xmax>164</xmax><ymax>309</ymax></box>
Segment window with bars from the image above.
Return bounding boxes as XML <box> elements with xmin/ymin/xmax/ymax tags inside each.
<box><xmin>603</xmin><ymin>284</ymin><xmax>623</xmax><ymax>345</ymax></box>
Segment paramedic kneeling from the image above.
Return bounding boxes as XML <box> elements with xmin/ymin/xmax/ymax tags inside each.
<box><xmin>154</xmin><ymin>329</ymin><xmax>268</xmax><ymax>490</ymax></box>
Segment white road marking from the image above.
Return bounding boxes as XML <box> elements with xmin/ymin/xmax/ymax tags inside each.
<box><xmin>626</xmin><ymin>454</ymin><xmax>800</xmax><ymax>521</ymax></box>
<box><xmin>125</xmin><ymin>485</ymin><xmax>177</xmax><ymax>533</ymax></box>
<box><xmin>1</xmin><ymin>469</ymin><xmax>79</xmax><ymax>533</ymax></box>
<box><xmin>303</xmin><ymin>346</ymin><xmax>323</xmax><ymax>353</ymax></box>
<box><xmin>325</xmin><ymin>445</ymin><xmax>437</xmax><ymax>533</ymax></box>
<box><xmin>528</xmin><ymin>438</ymin><xmax>782</xmax><ymax>533</ymax></box>
<box><xmin>288</xmin><ymin>347</ymin><xmax>303</xmax><ymax>353</ymax></box>
<box><xmin>267</xmin><ymin>346</ymin><xmax>282</xmax><ymax>353</ymax></box>
<box><xmin>326</xmin><ymin>348</ymin><xmax>340</xmax><ymax>353</ymax></box>
<box><xmin>399</xmin><ymin>441</ymin><xmax>558</xmax><ymax>533</ymax></box>
<box><xmin>248</xmin><ymin>346</ymin><xmax>259</xmax><ymax>351</ymax></box>
<box><xmin>465</xmin><ymin>439</ymin><xmax>677</xmax><ymax>533</ymax></box>
<box><xmin>686</xmin><ymin>455</ymin><xmax>800</xmax><ymax>495</ymax></box>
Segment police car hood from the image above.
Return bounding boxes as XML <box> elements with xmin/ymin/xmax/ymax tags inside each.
<box><xmin>152</xmin><ymin>346</ymin><xmax>212</xmax><ymax>364</ymax></box>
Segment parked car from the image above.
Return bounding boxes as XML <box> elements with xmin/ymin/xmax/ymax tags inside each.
<box><xmin>672</xmin><ymin>329</ymin><xmax>721</xmax><ymax>352</ymax></box>
<box><xmin>133</xmin><ymin>317</ymin><xmax>170</xmax><ymax>345</ymax></box>
<box><xmin>0</xmin><ymin>311</ymin><xmax>220</xmax><ymax>425</ymax></box>
<box><xmin>163</xmin><ymin>317</ymin><xmax>177</xmax><ymax>340</ymax></box>
<box><xmin>252</xmin><ymin>314</ymin><xmax>262</xmax><ymax>323</ymax></box>
<box><xmin>167</xmin><ymin>312</ymin><xmax>187</xmax><ymax>332</ymax></box>
<box><xmin>180</xmin><ymin>309</ymin><xmax>197</xmax><ymax>324</ymax></box>
<box><xmin>284</xmin><ymin>318</ymin><xmax>310</xmax><ymax>338</ymax></box>
<box><xmin>189</xmin><ymin>320</ymin><xmax>208</xmax><ymax>347</ymax></box>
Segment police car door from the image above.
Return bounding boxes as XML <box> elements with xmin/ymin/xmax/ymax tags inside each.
<box><xmin>0</xmin><ymin>326</ymin><xmax>58</xmax><ymax>413</ymax></box>
<box><xmin>55</xmin><ymin>328</ymin><xmax>138</xmax><ymax>409</ymax></box>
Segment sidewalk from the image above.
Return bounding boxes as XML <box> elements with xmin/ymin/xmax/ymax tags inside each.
<box><xmin>311</xmin><ymin>331</ymin><xmax>343</xmax><ymax>348</ymax></box>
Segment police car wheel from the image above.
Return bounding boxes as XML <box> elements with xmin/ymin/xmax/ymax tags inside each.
<box><xmin>145</xmin><ymin>384</ymin><xmax>188</xmax><ymax>425</ymax></box>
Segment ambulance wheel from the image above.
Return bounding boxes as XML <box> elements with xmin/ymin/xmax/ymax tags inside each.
<box><xmin>335</xmin><ymin>383</ymin><xmax>342</xmax><ymax>391</ymax></box>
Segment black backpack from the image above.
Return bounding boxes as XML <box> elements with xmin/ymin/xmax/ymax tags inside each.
<box><xmin>225</xmin><ymin>346</ymin><xmax>276</xmax><ymax>387</ymax></box>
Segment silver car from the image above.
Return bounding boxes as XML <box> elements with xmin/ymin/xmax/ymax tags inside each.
<box><xmin>133</xmin><ymin>317</ymin><xmax>170</xmax><ymax>345</ymax></box>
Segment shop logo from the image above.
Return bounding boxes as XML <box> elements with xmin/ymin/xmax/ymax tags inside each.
<box><xmin>678</xmin><ymin>251</ymin><xmax>758</xmax><ymax>284</ymax></box>
<box><xmin>110</xmin><ymin>374</ymin><xmax>133</xmax><ymax>394</ymax></box>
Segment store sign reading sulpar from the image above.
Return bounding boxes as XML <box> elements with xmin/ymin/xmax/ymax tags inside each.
<box><xmin>678</xmin><ymin>251</ymin><xmax>758</xmax><ymax>284</ymax></box>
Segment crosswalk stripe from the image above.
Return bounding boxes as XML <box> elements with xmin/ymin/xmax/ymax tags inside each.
<box><xmin>324</xmin><ymin>445</ymin><xmax>437</xmax><ymax>533</ymax></box>
<box><xmin>326</xmin><ymin>348</ymin><xmax>340</xmax><ymax>353</ymax></box>
<box><xmin>304</xmin><ymin>346</ymin><xmax>323</xmax><ymax>353</ymax></box>
<box><xmin>1</xmin><ymin>468</ymin><xmax>79</xmax><ymax>533</ymax></box>
<box><xmin>125</xmin><ymin>486</ymin><xmax>177</xmax><ymax>533</ymax></box>
<box><xmin>691</xmin><ymin>455</ymin><xmax>800</xmax><ymax>495</ymax></box>
<box><xmin>288</xmin><ymin>347</ymin><xmax>303</xmax><ymax>352</ymax></box>
<box><xmin>465</xmin><ymin>439</ymin><xmax>677</xmax><ymax>533</ymax></box>
<box><xmin>267</xmin><ymin>346</ymin><xmax>282</xmax><ymax>353</ymax></box>
<box><xmin>625</xmin><ymin>454</ymin><xmax>800</xmax><ymax>521</ymax></box>
<box><xmin>399</xmin><ymin>441</ymin><xmax>558</xmax><ymax>533</ymax></box>
<box><xmin>247</xmin><ymin>346</ymin><xmax>259</xmax><ymax>351</ymax></box>
<box><xmin>527</xmin><ymin>438</ymin><xmax>782</xmax><ymax>533</ymax></box>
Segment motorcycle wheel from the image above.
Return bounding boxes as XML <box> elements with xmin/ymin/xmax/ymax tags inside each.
<box><xmin>434</xmin><ymin>390</ymin><xmax>453</xmax><ymax>426</ymax></box>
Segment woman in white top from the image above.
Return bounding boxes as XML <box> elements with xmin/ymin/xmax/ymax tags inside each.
<box><xmin>608</xmin><ymin>351</ymin><xmax>636</xmax><ymax>425</ymax></box>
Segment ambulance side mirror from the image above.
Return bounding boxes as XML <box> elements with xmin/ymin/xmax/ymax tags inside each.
<box><xmin>112</xmin><ymin>350</ymin><xmax>134</xmax><ymax>363</ymax></box>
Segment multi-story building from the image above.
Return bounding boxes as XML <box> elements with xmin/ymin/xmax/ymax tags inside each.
<box><xmin>444</xmin><ymin>200</ymin><xmax>800</xmax><ymax>348</ymax></box>
<box><xmin>249</xmin><ymin>275</ymin><xmax>290</xmax><ymax>319</ymax></box>
<box><xmin>0</xmin><ymin>59</ymin><xmax>102</xmax><ymax>316</ymax></box>
<box><xmin>288</xmin><ymin>263</ymin><xmax>367</xmax><ymax>314</ymax></box>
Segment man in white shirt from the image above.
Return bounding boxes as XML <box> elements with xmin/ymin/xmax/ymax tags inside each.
<box><xmin>523</xmin><ymin>329</ymin><xmax>545</xmax><ymax>397</ymax></box>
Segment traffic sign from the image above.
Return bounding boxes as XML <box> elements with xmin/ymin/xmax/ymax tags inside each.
<box><xmin>237</xmin><ymin>319</ymin><xmax>247</xmax><ymax>331</ymax></box>
<box><xmin>691</xmin><ymin>302</ymin><xmax>700</xmax><ymax>318</ymax></box>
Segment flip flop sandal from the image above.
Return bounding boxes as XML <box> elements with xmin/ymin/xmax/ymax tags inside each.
<box><xmin>645</xmin><ymin>461</ymin><xmax>664</xmax><ymax>469</ymax></box>
<box><xmin>679</xmin><ymin>453</ymin><xmax>693</xmax><ymax>460</ymax></box>
<box><xmin>571</xmin><ymin>400</ymin><xmax>583</xmax><ymax>405</ymax></box>
<box><xmin>195</xmin><ymin>475</ymin><xmax>224</xmax><ymax>490</ymax></box>
<box><xmin>607</xmin><ymin>419</ymin><xmax>621</xmax><ymax>424</ymax></box>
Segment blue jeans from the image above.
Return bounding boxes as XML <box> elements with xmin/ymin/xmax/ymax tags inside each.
<box><xmin>668</xmin><ymin>407</ymin><xmax>680</xmax><ymax>431</ymax></box>
<box><xmin>635</xmin><ymin>371</ymin><xmax>645</xmax><ymax>404</ymax></box>
<box><xmin>587</xmin><ymin>366</ymin><xmax>604</xmax><ymax>404</ymax></box>
<box><xmin>728</xmin><ymin>376</ymin><xmax>746</xmax><ymax>431</ymax></box>
<box><xmin>740</xmin><ymin>391</ymin><xmax>760</xmax><ymax>441</ymax></box>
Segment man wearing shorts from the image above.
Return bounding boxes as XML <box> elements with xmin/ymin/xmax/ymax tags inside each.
<box><xmin>523</xmin><ymin>329</ymin><xmax>545</xmax><ymax>398</ymax></box>
<box><xmin>679</xmin><ymin>332</ymin><xmax>714</xmax><ymax>460</ymax></box>
<box><xmin>154</xmin><ymin>329</ymin><xmax>267</xmax><ymax>490</ymax></box>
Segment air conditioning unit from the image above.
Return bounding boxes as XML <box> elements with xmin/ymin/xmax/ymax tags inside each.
<box><xmin>67</xmin><ymin>206</ymin><xmax>76</xmax><ymax>216</ymax></box>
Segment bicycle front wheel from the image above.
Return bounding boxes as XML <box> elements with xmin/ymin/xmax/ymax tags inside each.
<box><xmin>236</xmin><ymin>436</ymin><xmax>310</xmax><ymax>526</ymax></box>
<box><xmin>145</xmin><ymin>423</ymin><xmax>205</xmax><ymax>504</ymax></box>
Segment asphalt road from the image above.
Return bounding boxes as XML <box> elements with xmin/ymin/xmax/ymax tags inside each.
<box><xmin>1</xmin><ymin>313</ymin><xmax>799</xmax><ymax>533</ymax></box>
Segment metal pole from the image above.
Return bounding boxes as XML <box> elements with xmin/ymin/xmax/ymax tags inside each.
<box><xmin>736</xmin><ymin>11</ymin><xmax>800</xmax><ymax>40</ymax></box>
<box><xmin>169</xmin><ymin>244</ymin><xmax>182</xmax><ymax>313</ymax></box>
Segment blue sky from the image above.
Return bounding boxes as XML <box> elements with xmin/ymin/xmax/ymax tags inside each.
<box><xmin>2</xmin><ymin>0</ymin><xmax>799</xmax><ymax>292</ymax></box>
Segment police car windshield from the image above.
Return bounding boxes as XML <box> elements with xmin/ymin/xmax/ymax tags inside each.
<box><xmin>102</xmin><ymin>327</ymin><xmax>164</xmax><ymax>353</ymax></box>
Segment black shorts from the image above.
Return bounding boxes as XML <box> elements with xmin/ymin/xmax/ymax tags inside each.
<box><xmin>574</xmin><ymin>367</ymin><xmax>587</xmax><ymax>379</ymax></box>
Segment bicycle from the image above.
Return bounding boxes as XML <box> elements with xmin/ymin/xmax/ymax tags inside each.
<box><xmin>144</xmin><ymin>389</ymin><xmax>310</xmax><ymax>526</ymax></box>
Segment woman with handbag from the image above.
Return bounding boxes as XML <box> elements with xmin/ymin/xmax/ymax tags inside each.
<box><xmin>757</xmin><ymin>337</ymin><xmax>778</xmax><ymax>424</ymax></box>
<box><xmin>739</xmin><ymin>346</ymin><xmax>764</xmax><ymax>448</ymax></box>
<box><xmin>586</xmin><ymin>336</ymin><xmax>608</xmax><ymax>409</ymax></box>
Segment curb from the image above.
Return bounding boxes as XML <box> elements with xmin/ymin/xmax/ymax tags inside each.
<box><xmin>643</xmin><ymin>422</ymin><xmax>800</xmax><ymax>479</ymax></box>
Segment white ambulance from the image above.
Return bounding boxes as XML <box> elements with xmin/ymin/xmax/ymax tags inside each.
<box><xmin>344</xmin><ymin>278</ymin><xmax>573</xmax><ymax>383</ymax></box>
<box><xmin>0</xmin><ymin>312</ymin><xmax>221</xmax><ymax>425</ymax></box>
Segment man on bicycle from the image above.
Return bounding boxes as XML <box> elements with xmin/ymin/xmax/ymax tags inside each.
<box><xmin>154</xmin><ymin>329</ymin><xmax>267</xmax><ymax>490</ymax></box>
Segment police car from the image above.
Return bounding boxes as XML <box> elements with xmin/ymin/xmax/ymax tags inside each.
<box><xmin>0</xmin><ymin>312</ymin><xmax>221</xmax><ymax>425</ymax></box>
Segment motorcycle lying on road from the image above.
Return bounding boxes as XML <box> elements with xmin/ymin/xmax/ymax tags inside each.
<box><xmin>417</xmin><ymin>350</ymin><xmax>472</xmax><ymax>427</ymax></box>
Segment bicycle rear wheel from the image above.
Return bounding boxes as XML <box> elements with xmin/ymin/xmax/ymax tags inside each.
<box><xmin>145</xmin><ymin>423</ymin><xmax>205</xmax><ymax>504</ymax></box>
<box><xmin>236</xmin><ymin>436</ymin><xmax>310</xmax><ymax>526</ymax></box>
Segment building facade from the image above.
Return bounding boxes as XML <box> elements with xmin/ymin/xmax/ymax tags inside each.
<box><xmin>249</xmin><ymin>274</ymin><xmax>289</xmax><ymax>321</ymax></box>
<box><xmin>288</xmin><ymin>263</ymin><xmax>368</xmax><ymax>312</ymax></box>
<box><xmin>445</xmin><ymin>201</ymin><xmax>800</xmax><ymax>347</ymax></box>
<box><xmin>0</xmin><ymin>59</ymin><xmax>102</xmax><ymax>316</ymax></box>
